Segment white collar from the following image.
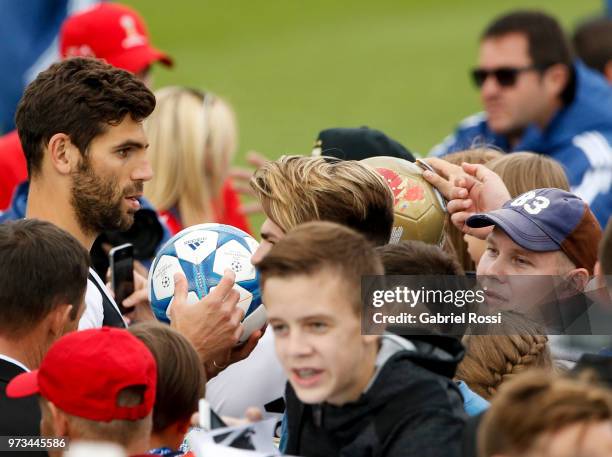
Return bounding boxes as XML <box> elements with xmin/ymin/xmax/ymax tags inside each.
<box><xmin>0</xmin><ymin>354</ymin><xmax>30</xmax><ymax>372</ymax></box>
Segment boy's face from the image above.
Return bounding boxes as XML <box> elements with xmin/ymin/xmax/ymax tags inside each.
<box><xmin>264</xmin><ymin>270</ymin><xmax>378</xmax><ymax>406</ymax></box>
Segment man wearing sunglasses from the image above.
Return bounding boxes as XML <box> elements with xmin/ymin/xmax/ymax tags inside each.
<box><xmin>430</xmin><ymin>10</ymin><xmax>612</xmax><ymax>229</ymax></box>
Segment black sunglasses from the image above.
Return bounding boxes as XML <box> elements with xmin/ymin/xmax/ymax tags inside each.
<box><xmin>471</xmin><ymin>65</ymin><xmax>542</xmax><ymax>88</ymax></box>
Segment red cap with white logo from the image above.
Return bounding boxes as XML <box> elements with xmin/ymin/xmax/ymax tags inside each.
<box><xmin>59</xmin><ymin>2</ymin><xmax>173</xmax><ymax>74</ymax></box>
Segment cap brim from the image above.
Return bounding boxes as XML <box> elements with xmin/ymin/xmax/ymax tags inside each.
<box><xmin>467</xmin><ymin>208</ymin><xmax>560</xmax><ymax>251</ymax></box>
<box><xmin>107</xmin><ymin>45</ymin><xmax>173</xmax><ymax>74</ymax></box>
<box><xmin>6</xmin><ymin>370</ymin><xmax>41</xmax><ymax>398</ymax></box>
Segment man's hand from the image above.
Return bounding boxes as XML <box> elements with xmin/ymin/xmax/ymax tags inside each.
<box><xmin>106</xmin><ymin>268</ymin><xmax>156</xmax><ymax>325</ymax></box>
<box><xmin>222</xmin><ymin>407</ymin><xmax>264</xmax><ymax>427</ymax></box>
<box><xmin>229</xmin><ymin>151</ymin><xmax>268</xmax><ymax>215</ymax></box>
<box><xmin>170</xmin><ymin>270</ymin><xmax>245</xmax><ymax>363</ymax></box>
<box><xmin>190</xmin><ymin>406</ymin><xmax>263</xmax><ymax>428</ymax></box>
<box><xmin>422</xmin><ymin>160</ymin><xmax>511</xmax><ymax>239</ymax></box>
<box><xmin>420</xmin><ymin>158</ymin><xmax>471</xmax><ymax>201</ymax></box>
<box><xmin>120</xmin><ymin>269</ymin><xmax>156</xmax><ymax>324</ymax></box>
<box><xmin>203</xmin><ymin>327</ymin><xmax>265</xmax><ymax>379</ymax></box>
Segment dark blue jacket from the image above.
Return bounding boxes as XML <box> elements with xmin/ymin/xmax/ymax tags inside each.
<box><xmin>431</xmin><ymin>61</ymin><xmax>612</xmax><ymax>227</ymax></box>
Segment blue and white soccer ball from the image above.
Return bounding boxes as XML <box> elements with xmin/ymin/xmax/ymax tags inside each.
<box><xmin>148</xmin><ymin>223</ymin><xmax>267</xmax><ymax>343</ymax></box>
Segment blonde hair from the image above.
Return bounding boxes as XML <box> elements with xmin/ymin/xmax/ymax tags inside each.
<box><xmin>442</xmin><ymin>148</ymin><xmax>503</xmax><ymax>166</ymax></box>
<box><xmin>486</xmin><ymin>151</ymin><xmax>570</xmax><ymax>197</ymax></box>
<box><xmin>442</xmin><ymin>148</ymin><xmax>503</xmax><ymax>271</ymax></box>
<box><xmin>258</xmin><ymin>221</ymin><xmax>384</xmax><ymax>314</ymax></box>
<box><xmin>456</xmin><ymin>311</ymin><xmax>553</xmax><ymax>400</ymax></box>
<box><xmin>250</xmin><ymin>155</ymin><xmax>394</xmax><ymax>246</ymax></box>
<box><xmin>144</xmin><ymin>86</ymin><xmax>237</xmax><ymax>227</ymax></box>
<box><xmin>479</xmin><ymin>371</ymin><xmax>612</xmax><ymax>457</ymax></box>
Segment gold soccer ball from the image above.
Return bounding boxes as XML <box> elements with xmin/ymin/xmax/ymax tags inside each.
<box><xmin>361</xmin><ymin>156</ymin><xmax>446</xmax><ymax>245</ymax></box>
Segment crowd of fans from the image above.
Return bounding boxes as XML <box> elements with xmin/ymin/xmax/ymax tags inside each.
<box><xmin>1</xmin><ymin>3</ymin><xmax>612</xmax><ymax>457</ymax></box>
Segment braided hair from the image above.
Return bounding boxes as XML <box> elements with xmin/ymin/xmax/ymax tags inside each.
<box><xmin>456</xmin><ymin>311</ymin><xmax>553</xmax><ymax>400</ymax></box>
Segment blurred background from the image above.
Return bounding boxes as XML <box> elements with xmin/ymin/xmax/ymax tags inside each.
<box><xmin>0</xmin><ymin>0</ymin><xmax>603</xmax><ymax>230</ymax></box>
<box><xmin>123</xmin><ymin>0</ymin><xmax>600</xmax><ymax>159</ymax></box>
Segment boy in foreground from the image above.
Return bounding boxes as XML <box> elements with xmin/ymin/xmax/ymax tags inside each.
<box><xmin>258</xmin><ymin>221</ymin><xmax>464</xmax><ymax>457</ymax></box>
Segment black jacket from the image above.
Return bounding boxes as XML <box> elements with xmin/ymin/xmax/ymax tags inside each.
<box><xmin>283</xmin><ymin>334</ymin><xmax>466</xmax><ymax>457</ymax></box>
<box><xmin>0</xmin><ymin>358</ymin><xmax>46</xmax><ymax>457</ymax></box>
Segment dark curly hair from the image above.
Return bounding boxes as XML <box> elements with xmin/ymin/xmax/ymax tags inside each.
<box><xmin>15</xmin><ymin>57</ymin><xmax>156</xmax><ymax>177</ymax></box>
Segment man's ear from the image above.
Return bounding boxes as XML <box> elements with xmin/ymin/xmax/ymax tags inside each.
<box><xmin>544</xmin><ymin>63</ymin><xmax>570</xmax><ymax>98</ymax></box>
<box><xmin>565</xmin><ymin>268</ymin><xmax>590</xmax><ymax>293</ymax></box>
<box><xmin>47</xmin><ymin>401</ymin><xmax>69</xmax><ymax>437</ymax></box>
<box><xmin>47</xmin><ymin>304</ymin><xmax>75</xmax><ymax>338</ymax></box>
<box><xmin>47</xmin><ymin>133</ymin><xmax>80</xmax><ymax>175</ymax></box>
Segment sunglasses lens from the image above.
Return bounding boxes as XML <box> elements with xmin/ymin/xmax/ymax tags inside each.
<box><xmin>495</xmin><ymin>69</ymin><xmax>518</xmax><ymax>87</ymax></box>
<box><xmin>472</xmin><ymin>70</ymin><xmax>487</xmax><ymax>88</ymax></box>
<box><xmin>472</xmin><ymin>68</ymin><xmax>522</xmax><ymax>88</ymax></box>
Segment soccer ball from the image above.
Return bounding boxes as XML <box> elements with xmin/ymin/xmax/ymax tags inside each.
<box><xmin>361</xmin><ymin>156</ymin><xmax>446</xmax><ymax>245</ymax></box>
<box><xmin>148</xmin><ymin>223</ymin><xmax>267</xmax><ymax>343</ymax></box>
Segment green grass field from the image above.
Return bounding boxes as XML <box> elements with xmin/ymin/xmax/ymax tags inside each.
<box><xmin>125</xmin><ymin>0</ymin><xmax>601</xmax><ymax>228</ymax></box>
<box><xmin>126</xmin><ymin>0</ymin><xmax>600</xmax><ymax>157</ymax></box>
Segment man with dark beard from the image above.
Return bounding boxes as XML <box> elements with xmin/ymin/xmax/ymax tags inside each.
<box><xmin>16</xmin><ymin>58</ymin><xmax>255</xmax><ymax>375</ymax></box>
<box><xmin>16</xmin><ymin>57</ymin><xmax>155</xmax><ymax>329</ymax></box>
<box><xmin>15</xmin><ymin>57</ymin><xmax>253</xmax><ymax>377</ymax></box>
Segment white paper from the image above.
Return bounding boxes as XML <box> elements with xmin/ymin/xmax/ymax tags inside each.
<box><xmin>187</xmin><ymin>418</ymin><xmax>280</xmax><ymax>456</ymax></box>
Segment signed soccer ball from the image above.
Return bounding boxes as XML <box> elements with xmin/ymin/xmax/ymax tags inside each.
<box><xmin>361</xmin><ymin>156</ymin><xmax>446</xmax><ymax>245</ymax></box>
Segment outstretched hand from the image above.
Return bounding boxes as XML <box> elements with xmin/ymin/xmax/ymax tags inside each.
<box><xmin>422</xmin><ymin>159</ymin><xmax>511</xmax><ymax>239</ymax></box>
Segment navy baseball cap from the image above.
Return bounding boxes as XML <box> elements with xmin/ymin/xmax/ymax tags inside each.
<box><xmin>467</xmin><ymin>188</ymin><xmax>602</xmax><ymax>274</ymax></box>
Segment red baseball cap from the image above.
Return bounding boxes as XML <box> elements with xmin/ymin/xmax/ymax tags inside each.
<box><xmin>59</xmin><ymin>2</ymin><xmax>173</xmax><ymax>74</ymax></box>
<box><xmin>7</xmin><ymin>327</ymin><xmax>157</xmax><ymax>422</ymax></box>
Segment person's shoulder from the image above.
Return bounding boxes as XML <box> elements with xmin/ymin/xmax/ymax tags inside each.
<box><xmin>79</xmin><ymin>271</ymin><xmax>105</xmax><ymax>330</ymax></box>
<box><xmin>558</xmin><ymin>63</ymin><xmax>612</xmax><ymax>142</ymax></box>
<box><xmin>456</xmin><ymin>112</ymin><xmax>488</xmax><ymax>131</ymax></box>
<box><xmin>430</xmin><ymin>112</ymin><xmax>491</xmax><ymax>157</ymax></box>
<box><xmin>379</xmin><ymin>361</ymin><xmax>465</xmax><ymax>457</ymax></box>
<box><xmin>573</xmin><ymin>61</ymin><xmax>612</xmax><ymax>108</ymax></box>
<box><xmin>553</xmin><ymin>130</ymin><xmax>611</xmax><ymax>176</ymax></box>
<box><xmin>374</xmin><ymin>358</ymin><xmax>465</xmax><ymax>457</ymax></box>
<box><xmin>0</xmin><ymin>375</ymin><xmax>42</xmax><ymax>438</ymax></box>
<box><xmin>85</xmin><ymin>272</ymin><xmax>105</xmax><ymax>305</ymax></box>
<box><xmin>377</xmin><ymin>352</ymin><xmax>462</xmax><ymax>410</ymax></box>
